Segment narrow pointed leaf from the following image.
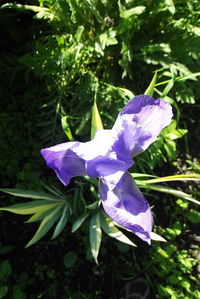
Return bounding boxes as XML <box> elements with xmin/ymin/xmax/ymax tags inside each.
<box><xmin>26</xmin><ymin>205</ymin><xmax>63</xmax><ymax>247</ymax></box>
<box><xmin>91</xmin><ymin>101</ymin><xmax>103</xmax><ymax>139</ymax></box>
<box><xmin>150</xmin><ymin>232</ymin><xmax>166</xmax><ymax>242</ymax></box>
<box><xmin>90</xmin><ymin>213</ymin><xmax>102</xmax><ymax>264</ymax></box>
<box><xmin>25</xmin><ymin>207</ymin><xmax>57</xmax><ymax>223</ymax></box>
<box><xmin>0</xmin><ymin>188</ymin><xmax>62</xmax><ymax>201</ymax></box>
<box><xmin>138</xmin><ymin>183</ymin><xmax>200</xmax><ymax>205</ymax></box>
<box><xmin>131</xmin><ymin>173</ymin><xmax>157</xmax><ymax>179</ymax></box>
<box><xmin>61</xmin><ymin>116</ymin><xmax>74</xmax><ymax>141</ymax></box>
<box><xmin>142</xmin><ymin>174</ymin><xmax>200</xmax><ymax>184</ymax></box>
<box><xmin>0</xmin><ymin>201</ymin><xmax>59</xmax><ymax>215</ymax></box>
<box><xmin>100</xmin><ymin>212</ymin><xmax>136</xmax><ymax>247</ymax></box>
<box><xmin>52</xmin><ymin>204</ymin><xmax>69</xmax><ymax>239</ymax></box>
<box><xmin>144</xmin><ymin>71</ymin><xmax>157</xmax><ymax>96</ymax></box>
<box><xmin>71</xmin><ymin>212</ymin><xmax>89</xmax><ymax>233</ymax></box>
<box><xmin>41</xmin><ymin>182</ymin><xmax>63</xmax><ymax>196</ymax></box>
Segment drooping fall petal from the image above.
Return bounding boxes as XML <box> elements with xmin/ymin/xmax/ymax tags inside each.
<box><xmin>99</xmin><ymin>172</ymin><xmax>153</xmax><ymax>244</ymax></box>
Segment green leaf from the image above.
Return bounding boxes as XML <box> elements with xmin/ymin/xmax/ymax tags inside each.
<box><xmin>144</xmin><ymin>71</ymin><xmax>157</xmax><ymax>96</ymax></box>
<box><xmin>166</xmin><ymin>129</ymin><xmax>187</xmax><ymax>140</ymax></box>
<box><xmin>0</xmin><ymin>200</ymin><xmax>60</xmax><ymax>215</ymax></box>
<box><xmin>117</xmin><ymin>87</ymin><xmax>135</xmax><ymax>99</ymax></box>
<box><xmin>61</xmin><ymin>116</ymin><xmax>74</xmax><ymax>141</ymax></box>
<box><xmin>150</xmin><ymin>232</ymin><xmax>166</xmax><ymax>242</ymax></box>
<box><xmin>99</xmin><ymin>29</ymin><xmax>118</xmax><ymax>50</ymax></box>
<box><xmin>0</xmin><ymin>286</ymin><xmax>8</xmax><ymax>298</ymax></box>
<box><xmin>52</xmin><ymin>204</ymin><xmax>70</xmax><ymax>239</ymax></box>
<box><xmin>186</xmin><ymin>209</ymin><xmax>200</xmax><ymax>223</ymax></box>
<box><xmin>26</xmin><ymin>205</ymin><xmax>63</xmax><ymax>247</ymax></box>
<box><xmin>138</xmin><ymin>183</ymin><xmax>200</xmax><ymax>205</ymax></box>
<box><xmin>64</xmin><ymin>251</ymin><xmax>77</xmax><ymax>269</ymax></box>
<box><xmin>119</xmin><ymin>2</ymin><xmax>146</xmax><ymax>19</ymax></box>
<box><xmin>0</xmin><ymin>260</ymin><xmax>12</xmax><ymax>280</ymax></box>
<box><xmin>162</xmin><ymin>120</ymin><xmax>177</xmax><ymax>135</ymax></box>
<box><xmin>90</xmin><ymin>213</ymin><xmax>102</xmax><ymax>264</ymax></box>
<box><xmin>25</xmin><ymin>206</ymin><xmax>59</xmax><ymax>223</ymax></box>
<box><xmin>91</xmin><ymin>101</ymin><xmax>103</xmax><ymax>139</ymax></box>
<box><xmin>1</xmin><ymin>3</ymin><xmax>56</xmax><ymax>20</ymax></box>
<box><xmin>161</xmin><ymin>79</ymin><xmax>174</xmax><ymax>97</ymax></box>
<box><xmin>0</xmin><ymin>188</ymin><xmax>62</xmax><ymax>201</ymax></box>
<box><xmin>71</xmin><ymin>212</ymin><xmax>89</xmax><ymax>233</ymax></box>
<box><xmin>165</xmin><ymin>0</ymin><xmax>175</xmax><ymax>14</ymax></box>
<box><xmin>100</xmin><ymin>212</ymin><xmax>136</xmax><ymax>247</ymax></box>
<box><xmin>84</xmin><ymin>0</ymin><xmax>103</xmax><ymax>23</ymax></box>
<box><xmin>86</xmin><ymin>201</ymin><xmax>100</xmax><ymax>211</ymax></box>
<box><xmin>155</xmin><ymin>72</ymin><xmax>200</xmax><ymax>87</ymax></box>
<box><xmin>141</xmin><ymin>173</ymin><xmax>200</xmax><ymax>184</ymax></box>
<box><xmin>131</xmin><ymin>173</ymin><xmax>157</xmax><ymax>179</ymax></box>
<box><xmin>0</xmin><ymin>245</ymin><xmax>15</xmax><ymax>256</ymax></box>
<box><xmin>164</xmin><ymin>139</ymin><xmax>177</xmax><ymax>160</ymax></box>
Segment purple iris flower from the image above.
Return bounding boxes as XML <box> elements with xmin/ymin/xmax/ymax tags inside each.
<box><xmin>41</xmin><ymin>95</ymin><xmax>173</xmax><ymax>244</ymax></box>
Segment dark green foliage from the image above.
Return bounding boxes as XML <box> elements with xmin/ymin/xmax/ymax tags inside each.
<box><xmin>0</xmin><ymin>0</ymin><xmax>200</xmax><ymax>298</ymax></box>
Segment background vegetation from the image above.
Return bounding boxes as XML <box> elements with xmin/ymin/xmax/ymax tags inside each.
<box><xmin>0</xmin><ymin>0</ymin><xmax>199</xmax><ymax>298</ymax></box>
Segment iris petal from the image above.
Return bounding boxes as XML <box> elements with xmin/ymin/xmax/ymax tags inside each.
<box><xmin>41</xmin><ymin>142</ymin><xmax>86</xmax><ymax>186</ymax></box>
<box><xmin>41</xmin><ymin>129</ymin><xmax>132</xmax><ymax>186</ymax></box>
<box><xmin>41</xmin><ymin>95</ymin><xmax>173</xmax><ymax>243</ymax></box>
<box><xmin>113</xmin><ymin>95</ymin><xmax>173</xmax><ymax>156</ymax></box>
<box><xmin>99</xmin><ymin>172</ymin><xmax>153</xmax><ymax>244</ymax></box>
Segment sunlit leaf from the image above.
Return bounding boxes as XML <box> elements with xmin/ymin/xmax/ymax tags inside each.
<box><xmin>155</xmin><ymin>72</ymin><xmax>200</xmax><ymax>87</ymax></box>
<box><xmin>91</xmin><ymin>101</ymin><xmax>103</xmax><ymax>139</ymax></box>
<box><xmin>61</xmin><ymin>116</ymin><xmax>74</xmax><ymax>141</ymax></box>
<box><xmin>119</xmin><ymin>2</ymin><xmax>146</xmax><ymax>19</ymax></box>
<box><xmin>25</xmin><ymin>207</ymin><xmax>58</xmax><ymax>223</ymax></box>
<box><xmin>1</xmin><ymin>3</ymin><xmax>56</xmax><ymax>20</ymax></box>
<box><xmin>100</xmin><ymin>212</ymin><xmax>136</xmax><ymax>247</ymax></box>
<box><xmin>90</xmin><ymin>212</ymin><xmax>102</xmax><ymax>264</ymax></box>
<box><xmin>26</xmin><ymin>205</ymin><xmax>63</xmax><ymax>247</ymax></box>
<box><xmin>164</xmin><ymin>139</ymin><xmax>177</xmax><ymax>160</ymax></box>
<box><xmin>138</xmin><ymin>183</ymin><xmax>200</xmax><ymax>205</ymax></box>
<box><xmin>0</xmin><ymin>188</ymin><xmax>62</xmax><ymax>201</ymax></box>
<box><xmin>0</xmin><ymin>200</ymin><xmax>60</xmax><ymax>215</ymax></box>
<box><xmin>166</xmin><ymin>129</ymin><xmax>187</xmax><ymax>140</ymax></box>
<box><xmin>131</xmin><ymin>173</ymin><xmax>157</xmax><ymax>179</ymax></box>
<box><xmin>144</xmin><ymin>71</ymin><xmax>157</xmax><ymax>97</ymax></box>
<box><xmin>142</xmin><ymin>173</ymin><xmax>200</xmax><ymax>183</ymax></box>
<box><xmin>165</xmin><ymin>0</ymin><xmax>175</xmax><ymax>14</ymax></box>
<box><xmin>150</xmin><ymin>232</ymin><xmax>166</xmax><ymax>242</ymax></box>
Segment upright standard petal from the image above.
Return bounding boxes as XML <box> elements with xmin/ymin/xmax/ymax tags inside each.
<box><xmin>41</xmin><ymin>130</ymin><xmax>133</xmax><ymax>186</ymax></box>
<box><xmin>112</xmin><ymin>95</ymin><xmax>173</xmax><ymax>157</ymax></box>
<box><xmin>99</xmin><ymin>172</ymin><xmax>153</xmax><ymax>244</ymax></box>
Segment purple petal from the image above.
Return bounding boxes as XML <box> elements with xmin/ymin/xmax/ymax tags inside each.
<box><xmin>41</xmin><ymin>142</ymin><xmax>86</xmax><ymax>186</ymax></box>
<box><xmin>99</xmin><ymin>172</ymin><xmax>153</xmax><ymax>244</ymax></box>
<box><xmin>41</xmin><ymin>130</ymin><xmax>133</xmax><ymax>186</ymax></box>
<box><xmin>112</xmin><ymin>95</ymin><xmax>173</xmax><ymax>157</ymax></box>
